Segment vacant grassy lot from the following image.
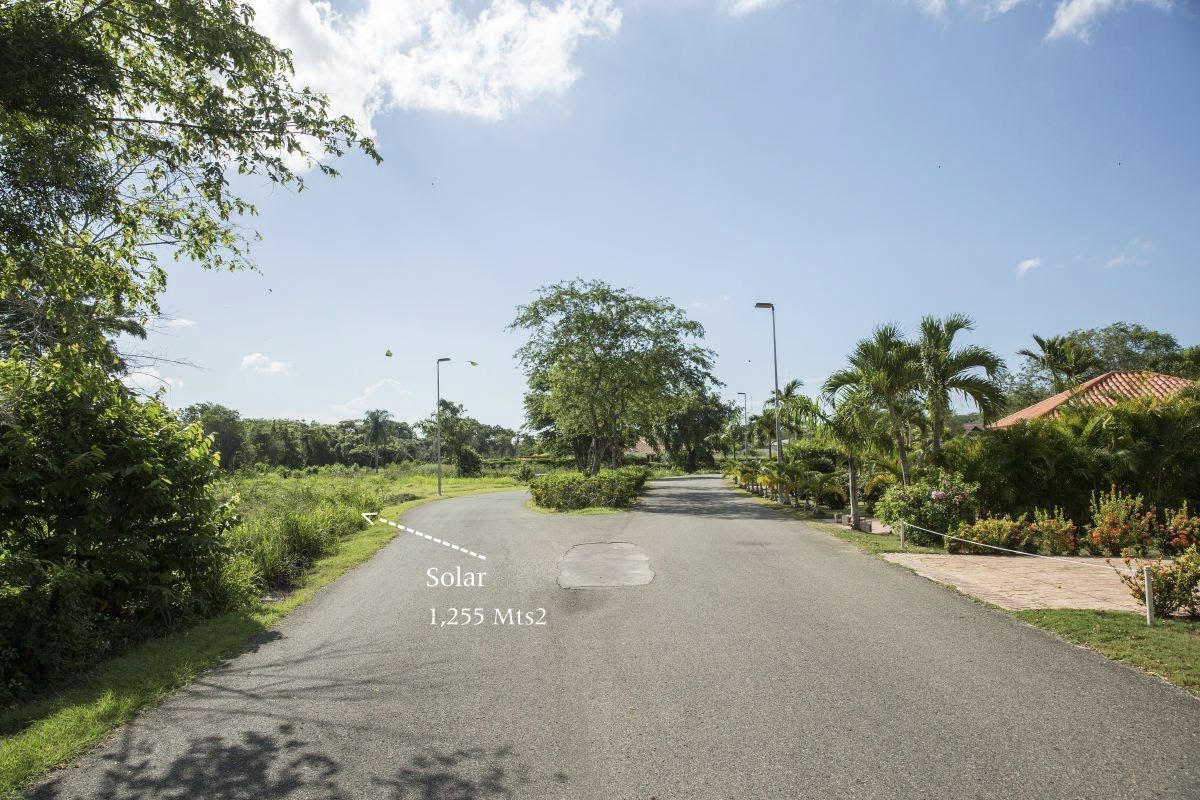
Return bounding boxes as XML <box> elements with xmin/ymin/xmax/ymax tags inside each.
<box><xmin>0</xmin><ymin>468</ymin><xmax>520</xmax><ymax>798</ymax></box>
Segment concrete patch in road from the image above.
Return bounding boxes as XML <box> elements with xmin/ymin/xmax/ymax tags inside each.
<box><xmin>557</xmin><ymin>542</ymin><xmax>654</xmax><ymax>588</ymax></box>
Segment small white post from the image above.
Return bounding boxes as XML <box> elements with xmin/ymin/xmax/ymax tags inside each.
<box><xmin>899</xmin><ymin>522</ymin><xmax>906</xmax><ymax>550</ymax></box>
<box><xmin>1143</xmin><ymin>566</ymin><xmax>1155</xmax><ymax>626</ymax></box>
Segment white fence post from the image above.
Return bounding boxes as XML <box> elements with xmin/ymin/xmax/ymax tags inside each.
<box><xmin>899</xmin><ymin>522</ymin><xmax>905</xmax><ymax>550</ymax></box>
<box><xmin>1143</xmin><ymin>566</ymin><xmax>1155</xmax><ymax>626</ymax></box>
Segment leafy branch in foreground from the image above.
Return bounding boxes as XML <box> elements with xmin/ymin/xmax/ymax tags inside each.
<box><xmin>0</xmin><ymin>0</ymin><xmax>380</xmax><ymax>361</ymax></box>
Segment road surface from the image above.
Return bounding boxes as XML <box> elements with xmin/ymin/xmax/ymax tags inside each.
<box><xmin>30</xmin><ymin>477</ymin><xmax>1200</xmax><ymax>799</ymax></box>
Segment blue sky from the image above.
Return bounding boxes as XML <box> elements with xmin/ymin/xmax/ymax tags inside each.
<box><xmin>132</xmin><ymin>0</ymin><xmax>1200</xmax><ymax>429</ymax></box>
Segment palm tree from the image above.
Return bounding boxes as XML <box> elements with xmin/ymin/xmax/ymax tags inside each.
<box><xmin>1018</xmin><ymin>334</ymin><xmax>1101</xmax><ymax>393</ymax></box>
<box><xmin>916</xmin><ymin>314</ymin><xmax>1004</xmax><ymax>459</ymax></box>
<box><xmin>800</xmin><ymin>390</ymin><xmax>890</xmax><ymax>527</ymax></box>
<box><xmin>363</xmin><ymin>409</ymin><xmax>393</xmax><ymax>470</ymax></box>
<box><xmin>824</xmin><ymin>324</ymin><xmax>921</xmax><ymax>486</ymax></box>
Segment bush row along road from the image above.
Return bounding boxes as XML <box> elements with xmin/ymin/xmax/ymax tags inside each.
<box><xmin>30</xmin><ymin>477</ymin><xmax>1200</xmax><ymax>799</ymax></box>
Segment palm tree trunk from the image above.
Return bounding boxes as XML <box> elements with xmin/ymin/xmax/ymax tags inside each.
<box><xmin>848</xmin><ymin>455</ymin><xmax>860</xmax><ymax>528</ymax></box>
<box><xmin>930</xmin><ymin>414</ymin><xmax>943</xmax><ymax>460</ymax></box>
<box><xmin>891</xmin><ymin>418</ymin><xmax>910</xmax><ymax>486</ymax></box>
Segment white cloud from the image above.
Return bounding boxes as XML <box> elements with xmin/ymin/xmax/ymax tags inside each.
<box><xmin>241</xmin><ymin>352</ymin><xmax>293</xmax><ymax>375</ymax></box>
<box><xmin>163</xmin><ymin>318</ymin><xmax>196</xmax><ymax>329</ymax></box>
<box><xmin>1015</xmin><ymin>257</ymin><xmax>1043</xmax><ymax>278</ymax></box>
<box><xmin>331</xmin><ymin>378</ymin><xmax>414</xmax><ymax>416</ymax></box>
<box><xmin>1046</xmin><ymin>0</ymin><xmax>1171</xmax><ymax>41</ymax></box>
<box><xmin>1105</xmin><ymin>237</ymin><xmax>1154</xmax><ymax>269</ymax></box>
<box><xmin>247</xmin><ymin>0</ymin><xmax>622</xmax><ymax>132</ymax></box>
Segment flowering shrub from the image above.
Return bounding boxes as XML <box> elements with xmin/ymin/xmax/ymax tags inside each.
<box><xmin>1029</xmin><ymin>508</ymin><xmax>1078</xmax><ymax>556</ymax></box>
<box><xmin>1089</xmin><ymin>487</ymin><xmax>1155</xmax><ymax>556</ymax></box>
<box><xmin>1159</xmin><ymin>503</ymin><xmax>1200</xmax><ymax>556</ymax></box>
<box><xmin>875</xmin><ymin>471</ymin><xmax>979</xmax><ymax>547</ymax></box>
<box><xmin>948</xmin><ymin>516</ymin><xmax>1033</xmax><ymax>555</ymax></box>
<box><xmin>1117</xmin><ymin>545</ymin><xmax>1200</xmax><ymax>618</ymax></box>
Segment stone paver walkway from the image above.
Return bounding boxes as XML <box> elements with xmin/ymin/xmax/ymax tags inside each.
<box><xmin>883</xmin><ymin>553</ymin><xmax>1140</xmax><ymax>612</ymax></box>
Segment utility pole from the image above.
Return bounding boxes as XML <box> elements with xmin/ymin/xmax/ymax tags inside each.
<box><xmin>755</xmin><ymin>302</ymin><xmax>784</xmax><ymax>504</ymax></box>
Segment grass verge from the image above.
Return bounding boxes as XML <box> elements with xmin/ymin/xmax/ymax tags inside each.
<box><xmin>524</xmin><ymin>499</ymin><xmax>622</xmax><ymax>515</ymax></box>
<box><xmin>728</xmin><ymin>482</ymin><xmax>942</xmax><ymax>555</ymax></box>
<box><xmin>1014</xmin><ymin>609</ymin><xmax>1200</xmax><ymax>696</ymax></box>
<box><xmin>0</xmin><ymin>478</ymin><xmax>520</xmax><ymax>798</ymax></box>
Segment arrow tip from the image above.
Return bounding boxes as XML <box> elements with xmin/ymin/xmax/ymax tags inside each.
<box><xmin>361</xmin><ymin>512</ymin><xmax>379</xmax><ymax>526</ymax></box>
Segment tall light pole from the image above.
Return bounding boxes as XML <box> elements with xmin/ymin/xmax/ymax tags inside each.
<box><xmin>755</xmin><ymin>302</ymin><xmax>784</xmax><ymax>503</ymax></box>
<box><xmin>736</xmin><ymin>391</ymin><xmax>749</xmax><ymax>456</ymax></box>
<box><xmin>436</xmin><ymin>357</ymin><xmax>450</xmax><ymax>496</ymax></box>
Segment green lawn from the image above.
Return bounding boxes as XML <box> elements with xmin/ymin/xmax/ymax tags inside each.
<box><xmin>524</xmin><ymin>499</ymin><xmax>622</xmax><ymax>515</ymax></box>
<box><xmin>0</xmin><ymin>474</ymin><xmax>520</xmax><ymax>799</ymax></box>
<box><xmin>1016</xmin><ymin>609</ymin><xmax>1200</xmax><ymax>696</ymax></box>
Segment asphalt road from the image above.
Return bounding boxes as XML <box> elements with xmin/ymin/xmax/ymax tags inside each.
<box><xmin>30</xmin><ymin>477</ymin><xmax>1200</xmax><ymax>799</ymax></box>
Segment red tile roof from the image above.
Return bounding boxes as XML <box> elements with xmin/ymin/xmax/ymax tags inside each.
<box><xmin>990</xmin><ymin>370</ymin><xmax>1194</xmax><ymax>429</ymax></box>
<box><xmin>626</xmin><ymin>438</ymin><xmax>657</xmax><ymax>457</ymax></box>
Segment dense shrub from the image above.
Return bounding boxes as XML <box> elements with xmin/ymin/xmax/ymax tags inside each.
<box><xmin>511</xmin><ymin>462</ymin><xmax>536</xmax><ymax>483</ymax></box>
<box><xmin>875</xmin><ymin>471</ymin><xmax>979</xmax><ymax>546</ymax></box>
<box><xmin>942</xmin><ymin>391</ymin><xmax>1200</xmax><ymax>522</ymax></box>
<box><xmin>455</xmin><ymin>446</ymin><xmax>483</xmax><ymax>478</ymax></box>
<box><xmin>1089</xmin><ymin>487</ymin><xmax>1155</xmax><ymax>556</ymax></box>
<box><xmin>529</xmin><ymin>469</ymin><xmax>644</xmax><ymax>511</ymax></box>
<box><xmin>1029</xmin><ymin>508</ymin><xmax>1078</xmax><ymax>556</ymax></box>
<box><xmin>0</xmin><ymin>353</ymin><xmax>233</xmax><ymax>699</ymax></box>
<box><xmin>1159</xmin><ymin>503</ymin><xmax>1200</xmax><ymax>555</ymax></box>
<box><xmin>948</xmin><ymin>516</ymin><xmax>1034</xmax><ymax>555</ymax></box>
<box><xmin>1118</xmin><ymin>545</ymin><xmax>1200</xmax><ymax>618</ymax></box>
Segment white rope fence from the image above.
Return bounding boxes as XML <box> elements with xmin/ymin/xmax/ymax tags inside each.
<box><xmin>897</xmin><ymin>520</ymin><xmax>1157</xmax><ymax>625</ymax></box>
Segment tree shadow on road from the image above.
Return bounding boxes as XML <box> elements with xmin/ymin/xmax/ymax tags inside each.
<box><xmin>29</xmin><ymin>725</ymin><xmax>560</xmax><ymax>800</ymax></box>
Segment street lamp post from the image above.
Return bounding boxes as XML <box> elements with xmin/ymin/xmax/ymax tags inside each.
<box><xmin>755</xmin><ymin>302</ymin><xmax>784</xmax><ymax>504</ymax></box>
<box><xmin>436</xmin><ymin>357</ymin><xmax>450</xmax><ymax>496</ymax></box>
<box><xmin>736</xmin><ymin>391</ymin><xmax>749</xmax><ymax>456</ymax></box>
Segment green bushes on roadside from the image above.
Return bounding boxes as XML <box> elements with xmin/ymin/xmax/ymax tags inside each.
<box><xmin>529</xmin><ymin>467</ymin><xmax>650</xmax><ymax>511</ymax></box>
<box><xmin>0</xmin><ymin>353</ymin><xmax>234</xmax><ymax>701</ymax></box>
<box><xmin>948</xmin><ymin>516</ymin><xmax>1034</xmax><ymax>554</ymax></box>
<box><xmin>1119</xmin><ymin>545</ymin><xmax>1200</xmax><ymax>618</ymax></box>
<box><xmin>875</xmin><ymin>471</ymin><xmax>979</xmax><ymax>546</ymax></box>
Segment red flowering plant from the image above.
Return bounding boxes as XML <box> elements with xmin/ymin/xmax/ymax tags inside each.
<box><xmin>1116</xmin><ymin>545</ymin><xmax>1200</xmax><ymax>619</ymax></box>
<box><xmin>1029</xmin><ymin>508</ymin><xmax>1078</xmax><ymax>556</ymax></box>
<box><xmin>1159</xmin><ymin>502</ymin><xmax>1200</xmax><ymax>556</ymax></box>
<box><xmin>1088</xmin><ymin>487</ymin><xmax>1155</xmax><ymax>557</ymax></box>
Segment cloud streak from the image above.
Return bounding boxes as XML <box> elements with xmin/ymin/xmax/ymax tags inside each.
<box><xmin>331</xmin><ymin>378</ymin><xmax>414</xmax><ymax>416</ymax></box>
<box><xmin>1015</xmin><ymin>257</ymin><xmax>1043</xmax><ymax>278</ymax></box>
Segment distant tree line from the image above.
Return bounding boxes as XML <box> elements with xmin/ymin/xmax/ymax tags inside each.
<box><xmin>179</xmin><ymin>399</ymin><xmax>519</xmax><ymax>471</ymax></box>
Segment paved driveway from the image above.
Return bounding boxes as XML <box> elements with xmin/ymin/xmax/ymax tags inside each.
<box><xmin>29</xmin><ymin>477</ymin><xmax>1200</xmax><ymax>799</ymax></box>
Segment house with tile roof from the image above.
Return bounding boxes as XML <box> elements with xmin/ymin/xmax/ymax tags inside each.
<box><xmin>990</xmin><ymin>370</ymin><xmax>1195</xmax><ymax>429</ymax></box>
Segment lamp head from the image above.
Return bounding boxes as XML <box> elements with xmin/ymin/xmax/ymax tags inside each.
<box><xmin>437</xmin><ymin>357</ymin><xmax>451</xmax><ymax>363</ymax></box>
<box><xmin>754</xmin><ymin>302</ymin><xmax>773</xmax><ymax>309</ymax></box>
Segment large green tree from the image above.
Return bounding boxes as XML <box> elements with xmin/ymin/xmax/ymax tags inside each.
<box><xmin>0</xmin><ymin>0</ymin><xmax>378</xmax><ymax>362</ymax></box>
<box><xmin>649</xmin><ymin>391</ymin><xmax>737</xmax><ymax>472</ymax></box>
<box><xmin>510</xmin><ymin>280</ymin><xmax>716</xmax><ymax>473</ymax></box>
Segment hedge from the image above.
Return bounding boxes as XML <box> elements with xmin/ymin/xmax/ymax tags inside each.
<box><xmin>528</xmin><ymin>467</ymin><xmax>650</xmax><ymax>511</ymax></box>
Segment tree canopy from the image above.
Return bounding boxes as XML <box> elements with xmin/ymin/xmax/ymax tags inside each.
<box><xmin>0</xmin><ymin>0</ymin><xmax>379</xmax><ymax>363</ymax></box>
<box><xmin>510</xmin><ymin>279</ymin><xmax>717</xmax><ymax>473</ymax></box>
